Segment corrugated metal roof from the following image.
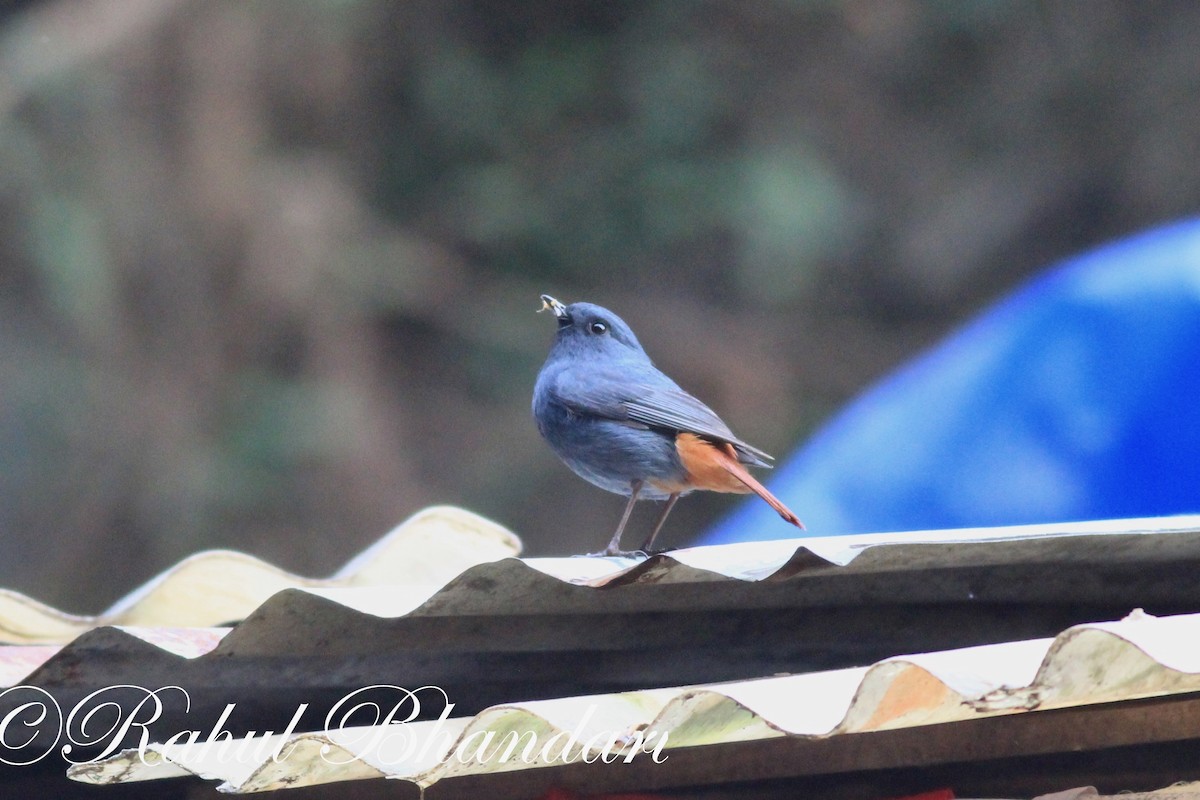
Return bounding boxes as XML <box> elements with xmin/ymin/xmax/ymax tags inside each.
<box><xmin>8</xmin><ymin>511</ymin><xmax>1200</xmax><ymax>797</ymax></box>
<box><xmin>0</xmin><ymin>505</ymin><xmax>521</xmax><ymax>645</ymax></box>
<box><xmin>6</xmin><ymin>514</ymin><xmax>1200</xmax><ymax>702</ymax></box>
<box><xmin>64</xmin><ymin>609</ymin><xmax>1200</xmax><ymax>794</ymax></box>
<box><xmin>10</xmin><ymin>510</ymin><xmax>1200</xmax><ymax>647</ymax></box>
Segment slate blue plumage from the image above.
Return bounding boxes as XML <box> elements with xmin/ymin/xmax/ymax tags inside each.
<box><xmin>533</xmin><ymin>295</ymin><xmax>801</xmax><ymax>555</ymax></box>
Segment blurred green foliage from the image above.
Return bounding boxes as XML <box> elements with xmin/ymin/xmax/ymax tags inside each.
<box><xmin>0</xmin><ymin>0</ymin><xmax>1198</xmax><ymax>609</ymax></box>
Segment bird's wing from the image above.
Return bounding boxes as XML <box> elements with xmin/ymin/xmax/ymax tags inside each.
<box><xmin>548</xmin><ymin>365</ymin><xmax>642</xmax><ymax>422</ymax></box>
<box><xmin>623</xmin><ymin>387</ymin><xmax>774</xmax><ymax>466</ymax></box>
<box><xmin>550</xmin><ymin>364</ymin><xmax>774</xmax><ymax>466</ymax></box>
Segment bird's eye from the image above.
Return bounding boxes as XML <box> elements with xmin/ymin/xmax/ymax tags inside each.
<box><xmin>589</xmin><ymin>320</ymin><xmax>608</xmax><ymax>335</ymax></box>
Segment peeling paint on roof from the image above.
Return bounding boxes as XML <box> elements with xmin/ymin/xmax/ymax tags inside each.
<box><xmin>65</xmin><ymin>610</ymin><xmax>1200</xmax><ymax>793</ymax></box>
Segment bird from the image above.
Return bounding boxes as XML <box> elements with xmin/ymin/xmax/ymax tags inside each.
<box><xmin>532</xmin><ymin>294</ymin><xmax>803</xmax><ymax>556</ymax></box>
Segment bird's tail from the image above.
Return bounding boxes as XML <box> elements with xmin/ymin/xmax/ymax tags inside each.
<box><xmin>718</xmin><ymin>452</ymin><xmax>805</xmax><ymax>529</ymax></box>
<box><xmin>674</xmin><ymin>433</ymin><xmax>805</xmax><ymax>529</ymax></box>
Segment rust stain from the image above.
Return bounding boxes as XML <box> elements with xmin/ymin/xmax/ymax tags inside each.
<box><xmin>863</xmin><ymin>666</ymin><xmax>955</xmax><ymax>729</ymax></box>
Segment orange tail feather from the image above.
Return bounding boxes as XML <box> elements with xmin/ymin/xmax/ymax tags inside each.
<box><xmin>720</xmin><ymin>456</ymin><xmax>805</xmax><ymax>529</ymax></box>
<box><xmin>673</xmin><ymin>433</ymin><xmax>805</xmax><ymax>529</ymax></box>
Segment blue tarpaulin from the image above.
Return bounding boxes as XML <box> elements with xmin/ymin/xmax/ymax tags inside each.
<box><xmin>701</xmin><ymin>218</ymin><xmax>1200</xmax><ymax>544</ymax></box>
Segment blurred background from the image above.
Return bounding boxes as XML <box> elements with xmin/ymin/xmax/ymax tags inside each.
<box><xmin>1</xmin><ymin>0</ymin><xmax>1199</xmax><ymax>610</ymax></box>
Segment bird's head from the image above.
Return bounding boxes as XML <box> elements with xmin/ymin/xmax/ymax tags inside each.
<box><xmin>539</xmin><ymin>294</ymin><xmax>647</xmax><ymax>359</ymax></box>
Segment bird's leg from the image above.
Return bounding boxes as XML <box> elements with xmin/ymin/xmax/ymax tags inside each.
<box><xmin>603</xmin><ymin>479</ymin><xmax>642</xmax><ymax>556</ymax></box>
<box><xmin>641</xmin><ymin>492</ymin><xmax>680</xmax><ymax>553</ymax></box>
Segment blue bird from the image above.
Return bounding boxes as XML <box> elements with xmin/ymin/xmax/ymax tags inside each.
<box><xmin>533</xmin><ymin>295</ymin><xmax>803</xmax><ymax>555</ymax></box>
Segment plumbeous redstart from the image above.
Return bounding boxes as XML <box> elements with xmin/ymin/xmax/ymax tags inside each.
<box><xmin>533</xmin><ymin>295</ymin><xmax>803</xmax><ymax>555</ymax></box>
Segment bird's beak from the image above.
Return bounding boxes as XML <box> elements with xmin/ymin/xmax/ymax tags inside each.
<box><xmin>539</xmin><ymin>294</ymin><xmax>568</xmax><ymax>319</ymax></box>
